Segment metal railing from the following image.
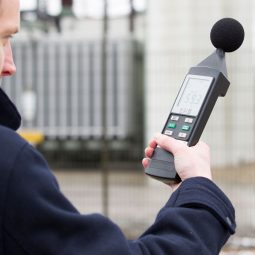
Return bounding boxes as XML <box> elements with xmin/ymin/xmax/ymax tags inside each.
<box><xmin>3</xmin><ymin>38</ymin><xmax>143</xmax><ymax>141</ymax></box>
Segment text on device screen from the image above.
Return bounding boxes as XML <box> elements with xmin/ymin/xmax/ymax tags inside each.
<box><xmin>172</xmin><ymin>74</ymin><xmax>213</xmax><ymax>116</ymax></box>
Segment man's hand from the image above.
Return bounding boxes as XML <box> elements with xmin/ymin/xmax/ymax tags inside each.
<box><xmin>142</xmin><ymin>133</ymin><xmax>212</xmax><ymax>189</ymax></box>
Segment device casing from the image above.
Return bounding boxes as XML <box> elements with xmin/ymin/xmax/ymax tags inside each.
<box><xmin>181</xmin><ymin>66</ymin><xmax>229</xmax><ymax>146</ymax></box>
<box><xmin>145</xmin><ymin>49</ymin><xmax>230</xmax><ymax>184</ymax></box>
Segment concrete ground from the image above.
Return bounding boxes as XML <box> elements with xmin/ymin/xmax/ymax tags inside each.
<box><xmin>53</xmin><ymin>164</ymin><xmax>255</xmax><ymax>254</ymax></box>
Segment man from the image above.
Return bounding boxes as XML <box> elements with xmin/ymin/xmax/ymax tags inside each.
<box><xmin>0</xmin><ymin>0</ymin><xmax>235</xmax><ymax>254</ymax></box>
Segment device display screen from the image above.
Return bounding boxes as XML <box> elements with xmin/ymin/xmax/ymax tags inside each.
<box><xmin>172</xmin><ymin>75</ymin><xmax>213</xmax><ymax>116</ymax></box>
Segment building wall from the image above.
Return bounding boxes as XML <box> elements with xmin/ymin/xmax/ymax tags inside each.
<box><xmin>145</xmin><ymin>0</ymin><xmax>255</xmax><ymax>166</ymax></box>
<box><xmin>19</xmin><ymin>14</ymin><xmax>146</xmax><ymax>42</ymax></box>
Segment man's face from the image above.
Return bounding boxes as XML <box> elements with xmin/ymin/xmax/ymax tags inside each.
<box><xmin>0</xmin><ymin>0</ymin><xmax>20</xmax><ymax>77</ymax></box>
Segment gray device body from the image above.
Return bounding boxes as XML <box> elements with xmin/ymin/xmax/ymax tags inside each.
<box><xmin>145</xmin><ymin>49</ymin><xmax>230</xmax><ymax>184</ymax></box>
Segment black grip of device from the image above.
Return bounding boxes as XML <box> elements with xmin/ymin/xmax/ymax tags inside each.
<box><xmin>145</xmin><ymin>147</ymin><xmax>181</xmax><ymax>184</ymax></box>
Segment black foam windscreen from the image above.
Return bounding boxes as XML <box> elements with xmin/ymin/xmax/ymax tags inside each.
<box><xmin>210</xmin><ymin>18</ymin><xmax>245</xmax><ymax>52</ymax></box>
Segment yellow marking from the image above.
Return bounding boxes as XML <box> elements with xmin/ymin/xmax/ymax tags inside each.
<box><xmin>18</xmin><ymin>130</ymin><xmax>45</xmax><ymax>145</ymax></box>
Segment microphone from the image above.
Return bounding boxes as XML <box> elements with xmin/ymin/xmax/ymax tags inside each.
<box><xmin>145</xmin><ymin>18</ymin><xmax>245</xmax><ymax>184</ymax></box>
<box><xmin>210</xmin><ymin>18</ymin><xmax>245</xmax><ymax>52</ymax></box>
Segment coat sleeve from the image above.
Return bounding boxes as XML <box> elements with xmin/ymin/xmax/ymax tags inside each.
<box><xmin>3</xmin><ymin>143</ymin><xmax>235</xmax><ymax>255</ymax></box>
<box><xmin>131</xmin><ymin>177</ymin><xmax>235</xmax><ymax>255</ymax></box>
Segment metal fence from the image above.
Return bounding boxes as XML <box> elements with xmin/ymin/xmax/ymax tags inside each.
<box><xmin>3</xmin><ymin>38</ymin><xmax>143</xmax><ymax>141</ymax></box>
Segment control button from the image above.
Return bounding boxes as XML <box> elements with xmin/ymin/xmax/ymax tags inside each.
<box><xmin>171</xmin><ymin>115</ymin><xmax>179</xmax><ymax>121</ymax></box>
<box><xmin>168</xmin><ymin>123</ymin><xmax>176</xmax><ymax>129</ymax></box>
<box><xmin>178</xmin><ymin>132</ymin><xmax>187</xmax><ymax>138</ymax></box>
<box><xmin>164</xmin><ymin>130</ymin><xmax>173</xmax><ymax>136</ymax></box>
<box><xmin>182</xmin><ymin>125</ymin><xmax>190</xmax><ymax>131</ymax></box>
<box><xmin>185</xmin><ymin>118</ymin><xmax>193</xmax><ymax>124</ymax></box>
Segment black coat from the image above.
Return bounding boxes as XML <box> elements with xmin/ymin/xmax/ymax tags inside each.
<box><xmin>0</xmin><ymin>125</ymin><xmax>235</xmax><ymax>255</ymax></box>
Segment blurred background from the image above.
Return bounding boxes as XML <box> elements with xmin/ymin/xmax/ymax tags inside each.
<box><xmin>3</xmin><ymin>0</ymin><xmax>255</xmax><ymax>253</ymax></box>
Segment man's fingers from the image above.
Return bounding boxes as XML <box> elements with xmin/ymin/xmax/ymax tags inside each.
<box><xmin>142</xmin><ymin>158</ymin><xmax>150</xmax><ymax>168</ymax></box>
<box><xmin>145</xmin><ymin>147</ymin><xmax>154</xmax><ymax>158</ymax></box>
<box><xmin>149</xmin><ymin>139</ymin><xmax>157</xmax><ymax>149</ymax></box>
<box><xmin>143</xmin><ymin>133</ymin><xmax>188</xmax><ymax>169</ymax></box>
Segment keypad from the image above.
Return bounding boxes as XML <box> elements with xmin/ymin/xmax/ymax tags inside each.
<box><xmin>163</xmin><ymin>114</ymin><xmax>195</xmax><ymax>141</ymax></box>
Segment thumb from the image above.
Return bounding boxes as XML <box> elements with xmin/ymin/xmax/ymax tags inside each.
<box><xmin>154</xmin><ymin>133</ymin><xmax>186</xmax><ymax>155</ymax></box>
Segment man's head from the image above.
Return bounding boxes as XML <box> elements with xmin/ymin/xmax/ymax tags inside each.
<box><xmin>0</xmin><ymin>0</ymin><xmax>21</xmax><ymax>131</ymax></box>
<box><xmin>0</xmin><ymin>0</ymin><xmax>20</xmax><ymax>77</ymax></box>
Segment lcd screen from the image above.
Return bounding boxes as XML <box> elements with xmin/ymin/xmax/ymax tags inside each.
<box><xmin>172</xmin><ymin>75</ymin><xmax>213</xmax><ymax>116</ymax></box>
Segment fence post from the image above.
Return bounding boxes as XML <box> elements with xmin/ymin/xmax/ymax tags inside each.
<box><xmin>101</xmin><ymin>0</ymin><xmax>109</xmax><ymax>217</ymax></box>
